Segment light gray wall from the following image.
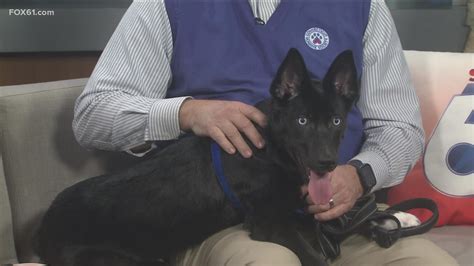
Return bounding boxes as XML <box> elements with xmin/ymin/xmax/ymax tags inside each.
<box><xmin>391</xmin><ymin>6</ymin><xmax>469</xmax><ymax>52</ymax></box>
<box><xmin>0</xmin><ymin>4</ymin><xmax>470</xmax><ymax>53</ymax></box>
<box><xmin>0</xmin><ymin>7</ymin><xmax>127</xmax><ymax>53</ymax></box>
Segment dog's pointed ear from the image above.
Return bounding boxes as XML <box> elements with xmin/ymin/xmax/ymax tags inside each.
<box><xmin>270</xmin><ymin>48</ymin><xmax>309</xmax><ymax>101</ymax></box>
<box><xmin>323</xmin><ymin>50</ymin><xmax>359</xmax><ymax>102</ymax></box>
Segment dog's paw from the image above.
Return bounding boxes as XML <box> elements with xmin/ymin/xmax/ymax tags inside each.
<box><xmin>394</xmin><ymin>211</ymin><xmax>421</xmax><ymax>228</ymax></box>
<box><xmin>373</xmin><ymin>211</ymin><xmax>421</xmax><ymax>231</ymax></box>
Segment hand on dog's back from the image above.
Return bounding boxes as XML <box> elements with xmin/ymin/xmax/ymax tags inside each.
<box><xmin>178</xmin><ymin>99</ymin><xmax>267</xmax><ymax>158</ymax></box>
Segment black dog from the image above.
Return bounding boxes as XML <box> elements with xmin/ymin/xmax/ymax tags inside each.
<box><xmin>35</xmin><ymin>48</ymin><xmax>360</xmax><ymax>266</ymax></box>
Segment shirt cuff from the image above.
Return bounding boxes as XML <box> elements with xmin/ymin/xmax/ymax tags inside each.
<box><xmin>350</xmin><ymin>151</ymin><xmax>390</xmax><ymax>193</ymax></box>
<box><xmin>146</xmin><ymin>96</ymin><xmax>192</xmax><ymax>141</ymax></box>
<box><xmin>125</xmin><ymin>142</ymin><xmax>157</xmax><ymax>157</ymax></box>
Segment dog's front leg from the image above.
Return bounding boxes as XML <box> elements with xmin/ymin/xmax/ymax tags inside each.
<box><xmin>246</xmin><ymin>217</ymin><xmax>327</xmax><ymax>266</ymax></box>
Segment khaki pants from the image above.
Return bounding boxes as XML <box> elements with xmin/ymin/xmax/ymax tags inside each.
<box><xmin>173</xmin><ymin>224</ymin><xmax>458</xmax><ymax>266</ymax></box>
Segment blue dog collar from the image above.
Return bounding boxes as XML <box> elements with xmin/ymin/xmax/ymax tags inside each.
<box><xmin>210</xmin><ymin>142</ymin><xmax>244</xmax><ymax>211</ymax></box>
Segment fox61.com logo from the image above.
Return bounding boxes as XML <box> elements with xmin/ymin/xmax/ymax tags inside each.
<box><xmin>9</xmin><ymin>9</ymin><xmax>55</xmax><ymax>16</ymax></box>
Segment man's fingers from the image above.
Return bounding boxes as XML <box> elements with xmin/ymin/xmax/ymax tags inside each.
<box><xmin>219</xmin><ymin>122</ymin><xmax>253</xmax><ymax>158</ymax></box>
<box><xmin>307</xmin><ymin>203</ymin><xmax>330</xmax><ymax>214</ymax></box>
<box><xmin>188</xmin><ymin>101</ymin><xmax>267</xmax><ymax>158</ymax></box>
<box><xmin>208</xmin><ymin>126</ymin><xmax>236</xmax><ymax>155</ymax></box>
<box><xmin>238</xmin><ymin>103</ymin><xmax>267</xmax><ymax>128</ymax></box>
<box><xmin>232</xmin><ymin>114</ymin><xmax>265</xmax><ymax>149</ymax></box>
<box><xmin>314</xmin><ymin>203</ymin><xmax>350</xmax><ymax>221</ymax></box>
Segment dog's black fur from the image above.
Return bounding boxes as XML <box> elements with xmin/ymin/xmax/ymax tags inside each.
<box><xmin>35</xmin><ymin>48</ymin><xmax>360</xmax><ymax>266</ymax></box>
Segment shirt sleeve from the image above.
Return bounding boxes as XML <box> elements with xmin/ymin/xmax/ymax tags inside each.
<box><xmin>72</xmin><ymin>0</ymin><xmax>188</xmax><ymax>153</ymax></box>
<box><xmin>351</xmin><ymin>0</ymin><xmax>425</xmax><ymax>191</ymax></box>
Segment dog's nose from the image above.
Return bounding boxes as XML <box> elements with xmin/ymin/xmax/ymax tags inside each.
<box><xmin>316</xmin><ymin>160</ymin><xmax>337</xmax><ymax>172</ymax></box>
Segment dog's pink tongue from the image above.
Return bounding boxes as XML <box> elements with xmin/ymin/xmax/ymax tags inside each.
<box><xmin>308</xmin><ymin>171</ymin><xmax>333</xmax><ymax>205</ymax></box>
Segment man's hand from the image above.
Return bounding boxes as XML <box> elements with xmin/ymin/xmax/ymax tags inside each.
<box><xmin>303</xmin><ymin>164</ymin><xmax>363</xmax><ymax>221</ymax></box>
<box><xmin>179</xmin><ymin>99</ymin><xmax>267</xmax><ymax>158</ymax></box>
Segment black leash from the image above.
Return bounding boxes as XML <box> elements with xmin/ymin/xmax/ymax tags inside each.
<box><xmin>312</xmin><ymin>194</ymin><xmax>439</xmax><ymax>260</ymax></box>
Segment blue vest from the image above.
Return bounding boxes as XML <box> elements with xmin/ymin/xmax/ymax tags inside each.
<box><xmin>164</xmin><ymin>0</ymin><xmax>370</xmax><ymax>163</ymax></box>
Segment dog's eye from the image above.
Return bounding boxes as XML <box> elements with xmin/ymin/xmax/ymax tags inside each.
<box><xmin>298</xmin><ymin>117</ymin><xmax>308</xmax><ymax>126</ymax></box>
<box><xmin>332</xmin><ymin>117</ymin><xmax>342</xmax><ymax>126</ymax></box>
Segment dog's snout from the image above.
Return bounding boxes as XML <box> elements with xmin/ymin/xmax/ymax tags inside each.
<box><xmin>316</xmin><ymin>160</ymin><xmax>337</xmax><ymax>172</ymax></box>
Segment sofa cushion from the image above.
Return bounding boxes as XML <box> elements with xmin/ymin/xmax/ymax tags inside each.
<box><xmin>0</xmin><ymin>79</ymin><xmax>141</xmax><ymax>263</ymax></box>
<box><xmin>387</xmin><ymin>51</ymin><xmax>474</xmax><ymax>226</ymax></box>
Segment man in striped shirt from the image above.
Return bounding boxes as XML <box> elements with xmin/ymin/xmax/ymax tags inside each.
<box><xmin>73</xmin><ymin>0</ymin><xmax>457</xmax><ymax>265</ymax></box>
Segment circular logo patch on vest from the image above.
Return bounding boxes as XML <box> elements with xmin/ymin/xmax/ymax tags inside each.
<box><xmin>305</xmin><ymin>27</ymin><xmax>329</xmax><ymax>50</ymax></box>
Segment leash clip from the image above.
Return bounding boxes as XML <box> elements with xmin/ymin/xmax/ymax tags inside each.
<box><xmin>372</xmin><ymin>227</ymin><xmax>401</xmax><ymax>248</ymax></box>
